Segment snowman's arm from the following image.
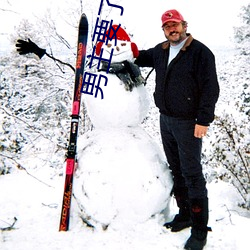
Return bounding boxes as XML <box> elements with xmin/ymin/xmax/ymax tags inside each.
<box><xmin>16</xmin><ymin>38</ymin><xmax>75</xmax><ymax>72</ymax></box>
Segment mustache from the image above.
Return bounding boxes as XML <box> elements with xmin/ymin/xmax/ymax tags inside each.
<box><xmin>169</xmin><ymin>31</ymin><xmax>179</xmax><ymax>36</ymax></box>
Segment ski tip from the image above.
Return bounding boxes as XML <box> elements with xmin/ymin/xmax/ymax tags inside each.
<box><xmin>80</xmin><ymin>13</ymin><xmax>88</xmax><ymax>25</ymax></box>
<box><xmin>79</xmin><ymin>13</ymin><xmax>88</xmax><ymax>28</ymax></box>
<box><xmin>81</xmin><ymin>13</ymin><xmax>88</xmax><ymax>20</ymax></box>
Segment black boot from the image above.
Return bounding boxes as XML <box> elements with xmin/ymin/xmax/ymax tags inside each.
<box><xmin>184</xmin><ymin>198</ymin><xmax>211</xmax><ymax>250</ymax></box>
<box><xmin>164</xmin><ymin>195</ymin><xmax>192</xmax><ymax>232</ymax></box>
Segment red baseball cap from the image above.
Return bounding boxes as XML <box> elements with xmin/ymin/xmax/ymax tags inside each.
<box><xmin>161</xmin><ymin>9</ymin><xmax>184</xmax><ymax>27</ymax></box>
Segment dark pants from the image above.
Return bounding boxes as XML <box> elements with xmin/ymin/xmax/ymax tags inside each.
<box><xmin>160</xmin><ymin>114</ymin><xmax>207</xmax><ymax>200</ymax></box>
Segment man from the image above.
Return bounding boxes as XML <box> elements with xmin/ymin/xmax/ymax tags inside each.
<box><xmin>135</xmin><ymin>9</ymin><xmax>219</xmax><ymax>250</ymax></box>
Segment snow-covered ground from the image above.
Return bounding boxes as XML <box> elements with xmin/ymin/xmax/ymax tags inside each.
<box><xmin>1</xmin><ymin>169</ymin><xmax>250</xmax><ymax>250</ymax></box>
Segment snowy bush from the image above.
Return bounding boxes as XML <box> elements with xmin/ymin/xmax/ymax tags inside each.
<box><xmin>204</xmin><ymin>52</ymin><xmax>250</xmax><ymax>208</ymax></box>
<box><xmin>234</xmin><ymin>4</ymin><xmax>250</xmax><ymax>56</ymax></box>
<box><xmin>0</xmin><ymin>19</ymin><xmax>74</xmax><ymax>175</ymax></box>
<box><xmin>203</xmin><ymin>4</ymin><xmax>250</xmax><ymax>209</ymax></box>
<box><xmin>207</xmin><ymin>112</ymin><xmax>250</xmax><ymax>209</ymax></box>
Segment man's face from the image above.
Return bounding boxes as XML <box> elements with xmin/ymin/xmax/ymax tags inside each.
<box><xmin>162</xmin><ymin>21</ymin><xmax>187</xmax><ymax>45</ymax></box>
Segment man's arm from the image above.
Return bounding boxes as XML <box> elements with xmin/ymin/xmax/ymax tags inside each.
<box><xmin>196</xmin><ymin>48</ymin><xmax>220</xmax><ymax>126</ymax></box>
<box><xmin>134</xmin><ymin>48</ymin><xmax>155</xmax><ymax>68</ymax></box>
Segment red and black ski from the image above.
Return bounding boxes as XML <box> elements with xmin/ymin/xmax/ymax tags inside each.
<box><xmin>59</xmin><ymin>14</ymin><xmax>88</xmax><ymax>231</ymax></box>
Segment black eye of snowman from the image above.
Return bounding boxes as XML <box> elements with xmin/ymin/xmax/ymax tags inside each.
<box><xmin>121</xmin><ymin>43</ymin><xmax>126</xmax><ymax>46</ymax></box>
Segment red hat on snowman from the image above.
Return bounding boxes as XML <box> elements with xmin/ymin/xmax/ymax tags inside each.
<box><xmin>95</xmin><ymin>25</ymin><xmax>139</xmax><ymax>58</ymax></box>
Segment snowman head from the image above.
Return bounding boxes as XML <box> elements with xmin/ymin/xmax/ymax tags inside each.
<box><xmin>95</xmin><ymin>25</ymin><xmax>139</xmax><ymax>63</ymax></box>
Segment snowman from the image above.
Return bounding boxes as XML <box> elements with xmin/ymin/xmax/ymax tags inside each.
<box><xmin>73</xmin><ymin>26</ymin><xmax>173</xmax><ymax>230</ymax></box>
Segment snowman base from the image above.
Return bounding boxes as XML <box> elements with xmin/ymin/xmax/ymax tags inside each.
<box><xmin>74</xmin><ymin>127</ymin><xmax>173</xmax><ymax>230</ymax></box>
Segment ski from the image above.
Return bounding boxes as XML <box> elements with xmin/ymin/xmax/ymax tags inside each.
<box><xmin>59</xmin><ymin>14</ymin><xmax>88</xmax><ymax>231</ymax></box>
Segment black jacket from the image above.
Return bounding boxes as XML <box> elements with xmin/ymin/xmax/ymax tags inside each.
<box><xmin>135</xmin><ymin>34</ymin><xmax>220</xmax><ymax>126</ymax></box>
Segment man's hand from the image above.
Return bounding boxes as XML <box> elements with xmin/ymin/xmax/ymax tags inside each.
<box><xmin>194</xmin><ymin>124</ymin><xmax>208</xmax><ymax>138</ymax></box>
<box><xmin>16</xmin><ymin>38</ymin><xmax>46</xmax><ymax>59</ymax></box>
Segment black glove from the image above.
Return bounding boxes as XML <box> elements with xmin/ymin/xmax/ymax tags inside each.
<box><xmin>100</xmin><ymin>61</ymin><xmax>146</xmax><ymax>91</ymax></box>
<box><xmin>122</xmin><ymin>61</ymin><xmax>146</xmax><ymax>86</ymax></box>
<box><xmin>16</xmin><ymin>38</ymin><xmax>46</xmax><ymax>59</ymax></box>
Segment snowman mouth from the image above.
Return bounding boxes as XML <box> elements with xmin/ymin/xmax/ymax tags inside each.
<box><xmin>106</xmin><ymin>50</ymin><xmax>127</xmax><ymax>56</ymax></box>
<box><xmin>113</xmin><ymin>51</ymin><xmax>127</xmax><ymax>56</ymax></box>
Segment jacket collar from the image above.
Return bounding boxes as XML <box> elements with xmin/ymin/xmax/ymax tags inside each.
<box><xmin>162</xmin><ymin>33</ymin><xmax>193</xmax><ymax>50</ymax></box>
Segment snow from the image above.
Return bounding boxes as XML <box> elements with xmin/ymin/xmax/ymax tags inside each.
<box><xmin>84</xmin><ymin>75</ymin><xmax>150</xmax><ymax>128</ymax></box>
<box><xmin>1</xmin><ymin>172</ymin><xmax>250</xmax><ymax>250</ymax></box>
<box><xmin>74</xmin><ymin>127</ymin><xmax>172</xmax><ymax>228</ymax></box>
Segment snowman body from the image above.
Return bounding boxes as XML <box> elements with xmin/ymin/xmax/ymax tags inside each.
<box><xmin>74</xmin><ymin>28</ymin><xmax>173</xmax><ymax>229</ymax></box>
<box><xmin>84</xmin><ymin>73</ymin><xmax>149</xmax><ymax>128</ymax></box>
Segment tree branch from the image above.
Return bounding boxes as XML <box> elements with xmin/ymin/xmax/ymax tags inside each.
<box><xmin>0</xmin><ymin>217</ymin><xmax>18</xmax><ymax>231</ymax></box>
<box><xmin>0</xmin><ymin>153</ymin><xmax>54</xmax><ymax>188</ymax></box>
<box><xmin>45</xmin><ymin>52</ymin><xmax>75</xmax><ymax>72</ymax></box>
